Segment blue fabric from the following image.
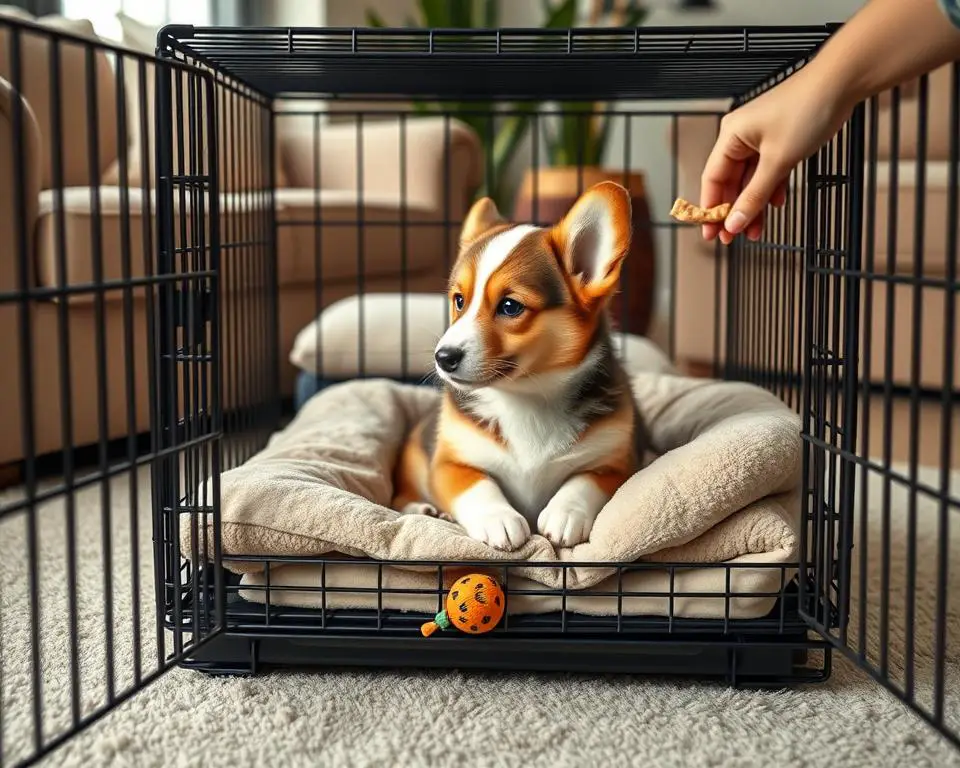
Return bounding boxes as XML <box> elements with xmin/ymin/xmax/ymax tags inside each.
<box><xmin>294</xmin><ymin>372</ymin><xmax>435</xmax><ymax>411</ymax></box>
<box><xmin>294</xmin><ymin>373</ymin><xmax>338</xmax><ymax>411</ymax></box>
<box><xmin>940</xmin><ymin>0</ymin><xmax>960</xmax><ymax>28</ymax></box>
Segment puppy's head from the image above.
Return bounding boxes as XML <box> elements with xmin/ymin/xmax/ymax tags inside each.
<box><xmin>433</xmin><ymin>181</ymin><xmax>631</xmax><ymax>390</ymax></box>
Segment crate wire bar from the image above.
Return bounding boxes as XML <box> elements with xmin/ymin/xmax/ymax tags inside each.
<box><xmin>0</xmin><ymin>15</ymin><xmax>958</xmax><ymax>766</ymax></box>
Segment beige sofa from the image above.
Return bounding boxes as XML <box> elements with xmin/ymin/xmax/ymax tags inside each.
<box><xmin>672</xmin><ymin>66</ymin><xmax>960</xmax><ymax>390</ymax></box>
<box><xmin>0</xmin><ymin>11</ymin><xmax>483</xmax><ymax>465</ymax></box>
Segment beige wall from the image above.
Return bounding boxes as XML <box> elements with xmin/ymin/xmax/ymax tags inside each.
<box><xmin>267</xmin><ymin>0</ymin><xmax>325</xmax><ymax>26</ymax></box>
<box><xmin>326</xmin><ymin>0</ymin><xmax>539</xmax><ymax>26</ymax></box>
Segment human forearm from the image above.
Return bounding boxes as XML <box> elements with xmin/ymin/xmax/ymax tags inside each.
<box><xmin>808</xmin><ymin>0</ymin><xmax>960</xmax><ymax>109</ymax></box>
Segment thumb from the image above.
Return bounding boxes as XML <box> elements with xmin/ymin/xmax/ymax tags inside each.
<box><xmin>725</xmin><ymin>155</ymin><xmax>788</xmax><ymax>235</ymax></box>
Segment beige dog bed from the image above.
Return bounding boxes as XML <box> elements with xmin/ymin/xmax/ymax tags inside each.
<box><xmin>182</xmin><ymin>369</ymin><xmax>802</xmax><ymax>622</ymax></box>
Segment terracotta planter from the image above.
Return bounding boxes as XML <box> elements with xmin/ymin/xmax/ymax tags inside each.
<box><xmin>512</xmin><ymin>166</ymin><xmax>656</xmax><ymax>336</ymax></box>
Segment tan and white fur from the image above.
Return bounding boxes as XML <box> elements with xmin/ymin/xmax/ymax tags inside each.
<box><xmin>392</xmin><ymin>181</ymin><xmax>647</xmax><ymax>551</ymax></box>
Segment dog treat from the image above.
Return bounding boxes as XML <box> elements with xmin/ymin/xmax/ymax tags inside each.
<box><xmin>670</xmin><ymin>198</ymin><xmax>732</xmax><ymax>224</ymax></box>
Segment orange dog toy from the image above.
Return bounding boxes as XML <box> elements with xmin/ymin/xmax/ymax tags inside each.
<box><xmin>420</xmin><ymin>573</ymin><xmax>506</xmax><ymax>637</ymax></box>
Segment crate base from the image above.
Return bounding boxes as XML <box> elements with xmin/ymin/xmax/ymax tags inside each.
<box><xmin>181</xmin><ymin>631</ymin><xmax>829</xmax><ymax>688</ymax></box>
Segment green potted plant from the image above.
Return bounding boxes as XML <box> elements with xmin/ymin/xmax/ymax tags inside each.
<box><xmin>366</xmin><ymin>0</ymin><xmax>572</xmax><ymax>212</ymax></box>
<box><xmin>513</xmin><ymin>0</ymin><xmax>656</xmax><ymax>336</ymax></box>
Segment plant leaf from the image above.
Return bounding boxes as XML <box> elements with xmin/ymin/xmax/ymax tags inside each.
<box><xmin>560</xmin><ymin>112</ymin><xmax>579</xmax><ymax>167</ymax></box>
<box><xmin>622</xmin><ymin>5</ymin><xmax>649</xmax><ymax>28</ymax></box>
<box><xmin>540</xmin><ymin>117</ymin><xmax>558</xmax><ymax>164</ymax></box>
<box><xmin>492</xmin><ymin>113</ymin><xmax>530</xmax><ymax>172</ymax></box>
<box><xmin>550</xmin><ymin>104</ymin><xmax>584</xmax><ymax>167</ymax></box>
<box><xmin>418</xmin><ymin>0</ymin><xmax>450</xmax><ymax>27</ymax></box>
<box><xmin>379</xmin><ymin>0</ymin><xmax>567</xmax><ymax>209</ymax></box>
<box><xmin>483</xmin><ymin>0</ymin><xmax>499</xmax><ymax>29</ymax></box>
<box><xmin>491</xmin><ymin>113</ymin><xmax>532</xmax><ymax>211</ymax></box>
<box><xmin>448</xmin><ymin>0</ymin><xmax>472</xmax><ymax>29</ymax></box>
<box><xmin>542</xmin><ymin>0</ymin><xmax>578</xmax><ymax>28</ymax></box>
<box><xmin>365</xmin><ymin>8</ymin><xmax>388</xmax><ymax>28</ymax></box>
<box><xmin>589</xmin><ymin>114</ymin><xmax>612</xmax><ymax>166</ymax></box>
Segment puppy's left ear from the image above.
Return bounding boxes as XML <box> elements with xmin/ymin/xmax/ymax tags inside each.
<box><xmin>551</xmin><ymin>181</ymin><xmax>632</xmax><ymax>308</ymax></box>
<box><xmin>461</xmin><ymin>196</ymin><xmax>504</xmax><ymax>247</ymax></box>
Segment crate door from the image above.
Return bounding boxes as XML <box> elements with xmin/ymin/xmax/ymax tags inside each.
<box><xmin>152</xmin><ymin>57</ymin><xmax>230</xmax><ymax>674</ymax></box>
<box><xmin>151</xmin><ymin>29</ymin><xmax>281</xmax><ymax>671</ymax></box>
<box><xmin>798</xmin><ymin>74</ymin><xmax>960</xmax><ymax>748</ymax></box>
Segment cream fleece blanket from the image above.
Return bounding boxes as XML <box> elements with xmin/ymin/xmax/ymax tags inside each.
<box><xmin>182</xmin><ymin>372</ymin><xmax>802</xmax><ymax>621</ymax></box>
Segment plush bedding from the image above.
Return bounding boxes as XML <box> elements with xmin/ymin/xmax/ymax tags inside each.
<box><xmin>182</xmin><ymin>366</ymin><xmax>802</xmax><ymax>621</ymax></box>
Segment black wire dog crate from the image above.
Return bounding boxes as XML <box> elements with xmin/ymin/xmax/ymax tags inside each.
<box><xmin>160</xmin><ymin>25</ymin><xmax>835</xmax><ymax>681</ymax></box>
<box><xmin>1</xmin><ymin>16</ymin><xmax>958</xmax><ymax>766</ymax></box>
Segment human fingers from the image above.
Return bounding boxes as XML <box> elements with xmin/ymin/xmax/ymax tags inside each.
<box><xmin>698</xmin><ymin>170</ymin><xmax>727</xmax><ymax>242</ymax></box>
<box><xmin>746</xmin><ymin>180</ymin><xmax>789</xmax><ymax>241</ymax></box>
<box><xmin>724</xmin><ymin>154</ymin><xmax>790</xmax><ymax>236</ymax></box>
<box><xmin>717</xmin><ymin>170</ymin><xmax>744</xmax><ymax>246</ymax></box>
<box><xmin>771</xmin><ymin>179</ymin><xmax>788</xmax><ymax>207</ymax></box>
<box><xmin>699</xmin><ymin>130</ymin><xmax>753</xmax><ymax>241</ymax></box>
<box><xmin>735</xmin><ymin>160</ymin><xmax>764</xmax><ymax>241</ymax></box>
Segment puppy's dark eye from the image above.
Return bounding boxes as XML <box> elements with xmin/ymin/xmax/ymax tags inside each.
<box><xmin>453</xmin><ymin>293</ymin><xmax>465</xmax><ymax>311</ymax></box>
<box><xmin>496</xmin><ymin>298</ymin><xmax>524</xmax><ymax>318</ymax></box>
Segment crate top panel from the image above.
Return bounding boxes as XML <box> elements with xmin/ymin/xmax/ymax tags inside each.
<box><xmin>158</xmin><ymin>25</ymin><xmax>840</xmax><ymax>102</ymax></box>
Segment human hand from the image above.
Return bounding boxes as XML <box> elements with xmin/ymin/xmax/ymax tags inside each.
<box><xmin>700</xmin><ymin>63</ymin><xmax>855</xmax><ymax>245</ymax></box>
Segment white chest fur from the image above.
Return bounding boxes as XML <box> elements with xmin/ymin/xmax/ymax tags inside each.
<box><xmin>446</xmin><ymin>388</ymin><xmax>630</xmax><ymax>522</ymax></box>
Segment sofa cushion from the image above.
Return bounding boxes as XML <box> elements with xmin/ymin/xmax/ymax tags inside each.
<box><xmin>97</xmin><ymin>12</ymin><xmax>157</xmax><ymax>188</ymax></box>
<box><xmin>868</xmin><ymin>161</ymin><xmax>959</xmax><ymax>276</ymax></box>
<box><xmin>100</xmin><ymin>11</ymin><xmax>288</xmax><ymax>192</ymax></box>
<box><xmin>99</xmin><ymin>63</ymin><xmax>286</xmax><ymax>192</ymax></box>
<box><xmin>276</xmin><ymin>276</ymin><xmax>448</xmax><ymax>396</ymax></box>
<box><xmin>776</xmin><ymin>161</ymin><xmax>958</xmax><ymax>277</ymax></box>
<box><xmin>34</xmin><ymin>186</ymin><xmax>453</xmax><ymax>301</ymax></box>
<box><xmin>0</xmin><ymin>10</ymin><xmax>118</xmax><ymax>188</ymax></box>
<box><xmin>276</xmin><ymin>116</ymin><xmax>481</xmax><ymax>209</ymax></box>
<box><xmin>0</xmin><ymin>61</ymin><xmax>41</xmax><ymax>293</ymax></box>
<box><xmin>778</xmin><ymin>161</ymin><xmax>958</xmax><ymax>277</ymax></box>
<box><xmin>872</xmin><ymin>64</ymin><xmax>957</xmax><ymax>162</ymax></box>
<box><xmin>274</xmin><ymin>188</ymin><xmax>457</xmax><ymax>288</ymax></box>
<box><xmin>35</xmin><ymin>186</ymin><xmax>273</xmax><ymax>303</ymax></box>
<box><xmin>673</xmin><ymin>226</ymin><xmax>960</xmax><ymax>390</ymax></box>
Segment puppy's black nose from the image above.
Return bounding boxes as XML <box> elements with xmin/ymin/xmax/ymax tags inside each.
<box><xmin>434</xmin><ymin>347</ymin><xmax>464</xmax><ymax>373</ymax></box>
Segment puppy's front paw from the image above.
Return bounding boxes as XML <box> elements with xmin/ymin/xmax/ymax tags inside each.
<box><xmin>400</xmin><ymin>501</ymin><xmax>440</xmax><ymax>518</ymax></box>
<box><xmin>458</xmin><ymin>505</ymin><xmax>531</xmax><ymax>551</ymax></box>
<box><xmin>537</xmin><ymin>504</ymin><xmax>596</xmax><ymax>548</ymax></box>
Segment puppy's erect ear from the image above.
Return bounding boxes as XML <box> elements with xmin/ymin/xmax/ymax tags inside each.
<box><xmin>460</xmin><ymin>196</ymin><xmax>504</xmax><ymax>246</ymax></box>
<box><xmin>551</xmin><ymin>181</ymin><xmax>632</xmax><ymax>308</ymax></box>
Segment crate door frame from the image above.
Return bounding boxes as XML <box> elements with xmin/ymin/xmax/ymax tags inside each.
<box><xmin>151</xmin><ymin>50</ymin><xmax>227</xmax><ymax>665</ymax></box>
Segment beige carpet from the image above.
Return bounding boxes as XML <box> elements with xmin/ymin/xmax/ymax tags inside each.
<box><xmin>1</xmin><ymin>461</ymin><xmax>959</xmax><ymax>768</ymax></box>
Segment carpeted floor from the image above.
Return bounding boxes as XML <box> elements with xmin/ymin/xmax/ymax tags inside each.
<box><xmin>1</xmin><ymin>462</ymin><xmax>959</xmax><ymax>768</ymax></box>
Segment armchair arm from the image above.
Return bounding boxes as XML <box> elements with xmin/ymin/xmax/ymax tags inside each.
<box><xmin>0</xmin><ymin>74</ymin><xmax>41</xmax><ymax>467</ymax></box>
<box><xmin>277</xmin><ymin>115</ymin><xmax>484</xmax><ymax>221</ymax></box>
<box><xmin>0</xmin><ymin>74</ymin><xmax>41</xmax><ymax>292</ymax></box>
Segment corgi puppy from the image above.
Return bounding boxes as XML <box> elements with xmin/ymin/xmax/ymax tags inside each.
<box><xmin>392</xmin><ymin>181</ymin><xmax>646</xmax><ymax>550</ymax></box>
